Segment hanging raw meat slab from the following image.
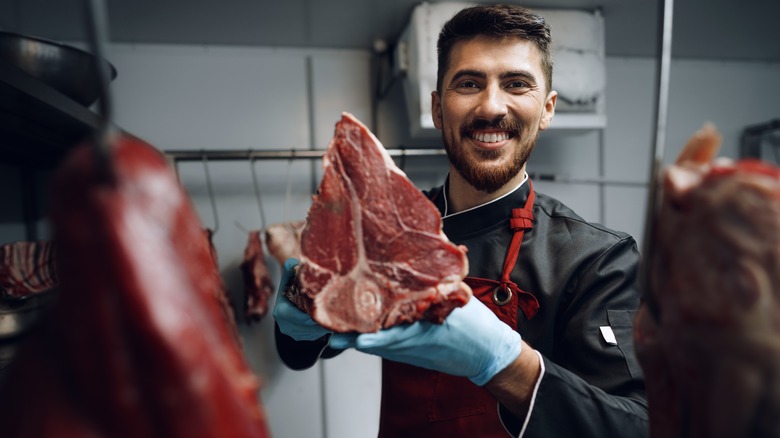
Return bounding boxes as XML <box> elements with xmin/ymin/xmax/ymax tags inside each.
<box><xmin>241</xmin><ymin>230</ymin><xmax>275</xmax><ymax>323</ymax></box>
<box><xmin>0</xmin><ymin>133</ymin><xmax>270</xmax><ymax>437</ymax></box>
<box><xmin>284</xmin><ymin>113</ymin><xmax>471</xmax><ymax>333</ymax></box>
<box><xmin>635</xmin><ymin>123</ymin><xmax>780</xmax><ymax>438</ymax></box>
<box><xmin>203</xmin><ymin>227</ymin><xmax>242</xmax><ymax>342</ymax></box>
<box><xmin>265</xmin><ymin>220</ymin><xmax>305</xmax><ymax>267</ymax></box>
<box><xmin>0</xmin><ymin>240</ymin><xmax>57</xmax><ymax>298</ymax></box>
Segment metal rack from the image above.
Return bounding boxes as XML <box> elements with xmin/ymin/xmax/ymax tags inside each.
<box><xmin>162</xmin><ymin>147</ymin><xmax>646</xmax><ymax>187</ymax></box>
<box><xmin>163</xmin><ymin>147</ymin><xmax>448</xmax><ymax>162</ymax></box>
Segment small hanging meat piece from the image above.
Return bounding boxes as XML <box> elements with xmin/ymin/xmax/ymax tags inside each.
<box><xmin>0</xmin><ymin>240</ymin><xmax>57</xmax><ymax>298</ymax></box>
<box><xmin>202</xmin><ymin>228</ymin><xmax>241</xmax><ymax>344</ymax></box>
<box><xmin>0</xmin><ymin>133</ymin><xmax>270</xmax><ymax>437</ymax></box>
<box><xmin>265</xmin><ymin>220</ymin><xmax>305</xmax><ymax>267</ymax></box>
<box><xmin>636</xmin><ymin>123</ymin><xmax>780</xmax><ymax>438</ymax></box>
<box><xmin>241</xmin><ymin>231</ymin><xmax>275</xmax><ymax>323</ymax></box>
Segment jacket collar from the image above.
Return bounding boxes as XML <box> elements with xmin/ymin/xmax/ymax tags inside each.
<box><xmin>432</xmin><ymin>174</ymin><xmax>531</xmax><ymax>240</ymax></box>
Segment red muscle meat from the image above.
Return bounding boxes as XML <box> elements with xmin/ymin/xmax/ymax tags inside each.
<box><xmin>0</xmin><ymin>240</ymin><xmax>57</xmax><ymax>298</ymax></box>
<box><xmin>0</xmin><ymin>133</ymin><xmax>269</xmax><ymax>437</ymax></box>
<box><xmin>204</xmin><ymin>227</ymin><xmax>242</xmax><ymax>344</ymax></box>
<box><xmin>635</xmin><ymin>123</ymin><xmax>780</xmax><ymax>438</ymax></box>
<box><xmin>242</xmin><ymin>230</ymin><xmax>275</xmax><ymax>323</ymax></box>
<box><xmin>286</xmin><ymin>113</ymin><xmax>471</xmax><ymax>333</ymax></box>
<box><xmin>265</xmin><ymin>221</ymin><xmax>304</xmax><ymax>267</ymax></box>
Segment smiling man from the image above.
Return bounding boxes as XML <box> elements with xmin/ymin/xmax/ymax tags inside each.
<box><xmin>274</xmin><ymin>5</ymin><xmax>649</xmax><ymax>437</ymax></box>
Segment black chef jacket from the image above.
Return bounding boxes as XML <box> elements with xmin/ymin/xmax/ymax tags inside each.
<box><xmin>428</xmin><ymin>178</ymin><xmax>648</xmax><ymax>437</ymax></box>
<box><xmin>275</xmin><ymin>177</ymin><xmax>649</xmax><ymax>437</ymax></box>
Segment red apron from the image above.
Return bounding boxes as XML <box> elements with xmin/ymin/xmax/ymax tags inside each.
<box><xmin>378</xmin><ymin>184</ymin><xmax>541</xmax><ymax>437</ymax></box>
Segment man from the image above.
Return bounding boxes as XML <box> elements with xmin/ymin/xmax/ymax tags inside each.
<box><xmin>273</xmin><ymin>5</ymin><xmax>648</xmax><ymax>437</ymax></box>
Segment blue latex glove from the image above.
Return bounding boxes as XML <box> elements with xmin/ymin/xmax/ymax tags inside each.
<box><xmin>329</xmin><ymin>296</ymin><xmax>522</xmax><ymax>386</ymax></box>
<box><xmin>272</xmin><ymin>258</ymin><xmax>332</xmax><ymax>341</ymax></box>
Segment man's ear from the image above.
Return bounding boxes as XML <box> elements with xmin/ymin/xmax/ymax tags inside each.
<box><xmin>432</xmin><ymin>91</ymin><xmax>443</xmax><ymax>129</ymax></box>
<box><xmin>539</xmin><ymin>90</ymin><xmax>557</xmax><ymax>131</ymax></box>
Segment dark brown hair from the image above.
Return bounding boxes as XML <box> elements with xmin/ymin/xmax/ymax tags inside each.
<box><xmin>436</xmin><ymin>4</ymin><xmax>553</xmax><ymax>94</ymax></box>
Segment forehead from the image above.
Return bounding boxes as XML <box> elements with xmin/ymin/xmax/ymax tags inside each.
<box><xmin>444</xmin><ymin>35</ymin><xmax>544</xmax><ymax>80</ymax></box>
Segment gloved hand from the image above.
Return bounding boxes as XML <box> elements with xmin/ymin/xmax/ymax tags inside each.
<box><xmin>329</xmin><ymin>296</ymin><xmax>522</xmax><ymax>386</ymax></box>
<box><xmin>273</xmin><ymin>258</ymin><xmax>332</xmax><ymax>341</ymax></box>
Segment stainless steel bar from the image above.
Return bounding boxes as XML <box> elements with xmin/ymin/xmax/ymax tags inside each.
<box><xmin>164</xmin><ymin>148</ymin><xmax>449</xmax><ymax>161</ymax></box>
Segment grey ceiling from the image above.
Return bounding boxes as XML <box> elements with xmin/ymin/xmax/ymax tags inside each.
<box><xmin>2</xmin><ymin>0</ymin><xmax>779</xmax><ymax>62</ymax></box>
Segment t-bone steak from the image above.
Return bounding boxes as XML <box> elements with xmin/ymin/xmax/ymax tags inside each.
<box><xmin>635</xmin><ymin>123</ymin><xmax>780</xmax><ymax>438</ymax></box>
<box><xmin>284</xmin><ymin>112</ymin><xmax>471</xmax><ymax>333</ymax></box>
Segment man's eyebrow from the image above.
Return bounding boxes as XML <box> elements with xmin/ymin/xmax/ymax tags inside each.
<box><xmin>449</xmin><ymin>69</ymin><xmax>486</xmax><ymax>83</ymax></box>
<box><xmin>449</xmin><ymin>69</ymin><xmax>538</xmax><ymax>84</ymax></box>
<box><xmin>500</xmin><ymin>70</ymin><xmax>537</xmax><ymax>83</ymax></box>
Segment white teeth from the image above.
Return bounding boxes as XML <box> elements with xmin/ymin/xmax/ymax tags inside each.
<box><xmin>472</xmin><ymin>132</ymin><xmax>508</xmax><ymax>143</ymax></box>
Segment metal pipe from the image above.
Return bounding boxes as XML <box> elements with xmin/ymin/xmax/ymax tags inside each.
<box><xmin>164</xmin><ymin>148</ymin><xmax>449</xmax><ymax>162</ymax></box>
<box><xmin>84</xmin><ymin>0</ymin><xmax>115</xmax><ymax>181</ymax></box>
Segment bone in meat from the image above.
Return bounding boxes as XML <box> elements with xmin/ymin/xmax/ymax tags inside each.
<box><xmin>285</xmin><ymin>113</ymin><xmax>471</xmax><ymax>333</ymax></box>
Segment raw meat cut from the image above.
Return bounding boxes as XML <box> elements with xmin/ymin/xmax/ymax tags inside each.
<box><xmin>265</xmin><ymin>220</ymin><xmax>305</xmax><ymax>266</ymax></box>
<box><xmin>0</xmin><ymin>133</ymin><xmax>269</xmax><ymax>437</ymax></box>
<box><xmin>635</xmin><ymin>123</ymin><xmax>780</xmax><ymax>438</ymax></box>
<box><xmin>284</xmin><ymin>112</ymin><xmax>471</xmax><ymax>333</ymax></box>
<box><xmin>241</xmin><ymin>230</ymin><xmax>275</xmax><ymax>323</ymax></box>
<box><xmin>203</xmin><ymin>227</ymin><xmax>241</xmax><ymax>344</ymax></box>
<box><xmin>0</xmin><ymin>240</ymin><xmax>57</xmax><ymax>298</ymax></box>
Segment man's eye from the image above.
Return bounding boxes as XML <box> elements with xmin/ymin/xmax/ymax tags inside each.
<box><xmin>457</xmin><ymin>80</ymin><xmax>479</xmax><ymax>89</ymax></box>
<box><xmin>507</xmin><ymin>81</ymin><xmax>529</xmax><ymax>89</ymax></box>
<box><xmin>454</xmin><ymin>80</ymin><xmax>480</xmax><ymax>94</ymax></box>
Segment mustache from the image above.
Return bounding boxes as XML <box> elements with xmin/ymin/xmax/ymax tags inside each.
<box><xmin>460</xmin><ymin>116</ymin><xmax>522</xmax><ymax>137</ymax></box>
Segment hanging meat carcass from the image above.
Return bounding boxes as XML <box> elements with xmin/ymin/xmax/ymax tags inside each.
<box><xmin>241</xmin><ymin>230</ymin><xmax>275</xmax><ymax>323</ymax></box>
<box><xmin>635</xmin><ymin>123</ymin><xmax>780</xmax><ymax>438</ymax></box>
<box><xmin>265</xmin><ymin>221</ymin><xmax>305</xmax><ymax>267</ymax></box>
<box><xmin>0</xmin><ymin>133</ymin><xmax>270</xmax><ymax>437</ymax></box>
<box><xmin>203</xmin><ymin>227</ymin><xmax>242</xmax><ymax>343</ymax></box>
<box><xmin>283</xmin><ymin>113</ymin><xmax>471</xmax><ymax>333</ymax></box>
<box><xmin>0</xmin><ymin>240</ymin><xmax>57</xmax><ymax>298</ymax></box>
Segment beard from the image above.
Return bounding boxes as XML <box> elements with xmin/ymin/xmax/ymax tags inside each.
<box><xmin>442</xmin><ymin>116</ymin><xmax>537</xmax><ymax>194</ymax></box>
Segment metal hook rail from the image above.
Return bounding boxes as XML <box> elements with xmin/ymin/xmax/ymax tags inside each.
<box><xmin>163</xmin><ymin>148</ymin><xmax>448</xmax><ymax>162</ymax></box>
<box><xmin>163</xmin><ymin>148</ymin><xmax>647</xmax><ymax>187</ymax></box>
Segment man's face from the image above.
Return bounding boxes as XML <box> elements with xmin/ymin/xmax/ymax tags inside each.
<box><xmin>432</xmin><ymin>35</ymin><xmax>557</xmax><ymax>194</ymax></box>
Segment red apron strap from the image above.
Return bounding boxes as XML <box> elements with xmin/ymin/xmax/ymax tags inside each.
<box><xmin>500</xmin><ymin>181</ymin><xmax>540</xmax><ymax>319</ymax></box>
<box><xmin>501</xmin><ymin>183</ymin><xmax>535</xmax><ymax>283</ymax></box>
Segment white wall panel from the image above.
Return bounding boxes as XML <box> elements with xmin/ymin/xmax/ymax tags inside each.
<box><xmin>108</xmin><ymin>44</ymin><xmax>311</xmax><ymax>152</ymax></box>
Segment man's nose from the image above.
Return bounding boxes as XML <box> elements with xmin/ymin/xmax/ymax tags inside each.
<box><xmin>475</xmin><ymin>84</ymin><xmax>509</xmax><ymax>119</ymax></box>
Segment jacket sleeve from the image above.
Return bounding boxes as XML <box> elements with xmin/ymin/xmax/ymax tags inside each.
<box><xmin>500</xmin><ymin>236</ymin><xmax>649</xmax><ymax>437</ymax></box>
<box><xmin>274</xmin><ymin>324</ymin><xmax>344</xmax><ymax>370</ymax></box>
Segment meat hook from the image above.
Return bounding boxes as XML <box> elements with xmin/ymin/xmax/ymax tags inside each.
<box><xmin>84</xmin><ymin>0</ymin><xmax>116</xmax><ymax>182</ymax></box>
<box><xmin>249</xmin><ymin>155</ymin><xmax>268</xmax><ymax>231</ymax></box>
<box><xmin>284</xmin><ymin>149</ymin><xmax>295</xmax><ymax>223</ymax></box>
<box><xmin>201</xmin><ymin>152</ymin><xmax>220</xmax><ymax>234</ymax></box>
